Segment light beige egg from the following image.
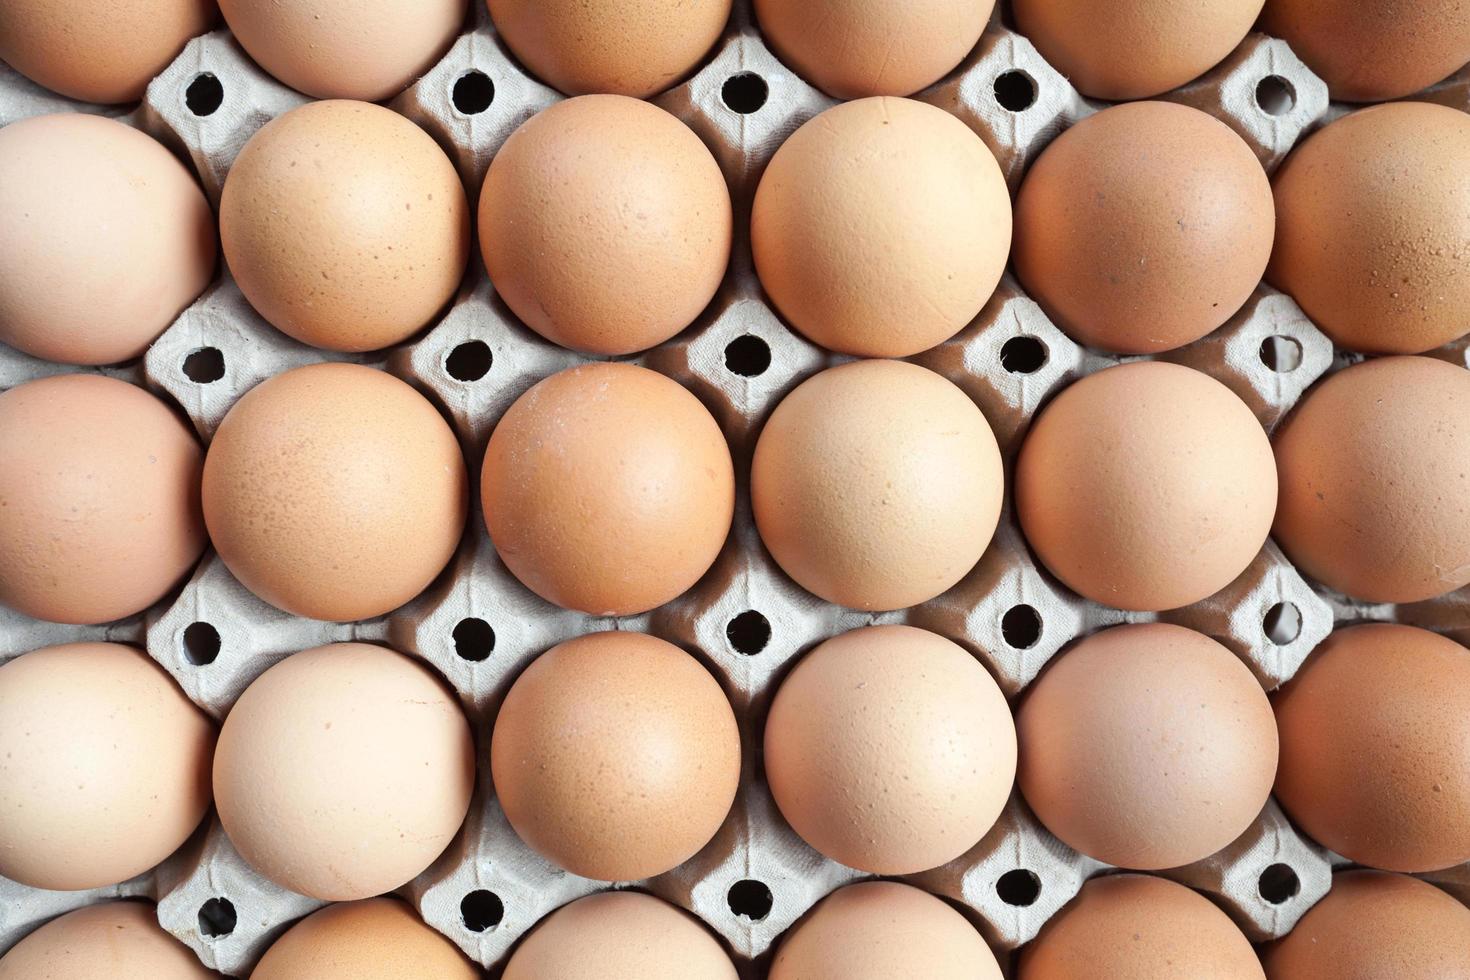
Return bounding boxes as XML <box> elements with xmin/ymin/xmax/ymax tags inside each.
<box><xmin>0</xmin><ymin>902</ymin><xmax>217</xmax><ymax>980</ymax></box>
<box><xmin>252</xmin><ymin>899</ymin><xmax>480</xmax><ymax>980</ymax></box>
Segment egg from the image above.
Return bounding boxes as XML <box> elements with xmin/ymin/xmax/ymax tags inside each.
<box><xmin>481</xmin><ymin>363</ymin><xmax>733</xmax><ymax>616</ymax></box>
<box><xmin>771</xmin><ymin>881</ymin><xmax>1002</xmax><ymax>980</ymax></box>
<box><xmin>751</xmin><ymin>360</ymin><xmax>1002</xmax><ymax>611</ymax></box>
<box><xmin>0</xmin><ymin>0</ymin><xmax>214</xmax><ymax>104</ymax></box>
<box><xmin>213</xmin><ymin>643</ymin><xmax>474</xmax><ymax>901</ymax></box>
<box><xmin>202</xmin><ymin>363</ymin><xmax>467</xmax><ymax>622</ymax></box>
<box><xmin>1273</xmin><ymin>357</ymin><xmax>1470</xmax><ymax>603</ymax></box>
<box><xmin>220</xmin><ymin>100</ymin><xmax>469</xmax><ymax>353</ymax></box>
<box><xmin>1013</xmin><ymin>0</ymin><xmax>1263</xmax><ymax>100</ymax></box>
<box><xmin>1016</xmin><ymin>362</ymin><xmax>1276</xmax><ymax>612</ymax></box>
<box><xmin>490</xmin><ymin>631</ymin><xmax>740</xmax><ymax>880</ymax></box>
<box><xmin>764</xmin><ymin>625</ymin><xmax>1016</xmax><ymax>874</ymax></box>
<box><xmin>0</xmin><ymin>902</ymin><xmax>216</xmax><ymax>980</ymax></box>
<box><xmin>0</xmin><ymin>114</ymin><xmax>215</xmax><ymax>365</ymax></box>
<box><xmin>252</xmin><ymin>898</ymin><xmax>479</xmax><ymax>980</ymax></box>
<box><xmin>485</xmin><ymin>0</ymin><xmax>731</xmax><ymax>98</ymax></box>
<box><xmin>1019</xmin><ymin>874</ymin><xmax>1264</xmax><ymax>979</ymax></box>
<box><xmin>1268</xmin><ymin>102</ymin><xmax>1470</xmax><ymax>354</ymax></box>
<box><xmin>218</xmin><ymin>0</ymin><xmax>464</xmax><ymax>101</ymax></box>
<box><xmin>478</xmin><ymin>96</ymin><xmax>731</xmax><ymax>355</ymax></box>
<box><xmin>0</xmin><ymin>375</ymin><xmax>206</xmax><ymax>625</ymax></box>
<box><xmin>0</xmin><ymin>643</ymin><xmax>213</xmax><ymax>891</ymax></box>
<box><xmin>503</xmin><ymin>891</ymin><xmax>737</xmax><ymax>979</ymax></box>
<box><xmin>1014</xmin><ymin>102</ymin><xmax>1273</xmax><ymax>354</ymax></box>
<box><xmin>751</xmin><ymin>97</ymin><xmax>1011</xmax><ymax>357</ymax></box>
<box><xmin>1017</xmin><ymin>624</ymin><xmax>1277</xmax><ymax>869</ymax></box>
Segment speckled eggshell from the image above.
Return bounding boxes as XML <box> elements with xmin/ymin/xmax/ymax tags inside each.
<box><xmin>0</xmin><ymin>375</ymin><xmax>206</xmax><ymax>625</ymax></box>
<box><xmin>0</xmin><ymin>643</ymin><xmax>214</xmax><ymax>891</ymax></box>
<box><xmin>1014</xmin><ymin>102</ymin><xmax>1274</xmax><ymax>354</ymax></box>
<box><xmin>763</xmin><ymin>625</ymin><xmax>1016</xmax><ymax>875</ymax></box>
<box><xmin>252</xmin><ymin>898</ymin><xmax>480</xmax><ymax>980</ymax></box>
<box><xmin>481</xmin><ymin>362</ymin><xmax>734</xmax><ymax>616</ymax></box>
<box><xmin>0</xmin><ymin>902</ymin><xmax>218</xmax><ymax>980</ymax></box>
<box><xmin>1017</xmin><ymin>624</ymin><xmax>1278</xmax><ymax>870</ymax></box>
<box><xmin>220</xmin><ymin>100</ymin><xmax>469</xmax><ymax>353</ymax></box>
<box><xmin>770</xmin><ymin>881</ymin><xmax>1002</xmax><ymax>980</ymax></box>
<box><xmin>213</xmin><ymin>643</ymin><xmax>475</xmax><ymax>901</ymax></box>
<box><xmin>478</xmin><ymin>95</ymin><xmax>731</xmax><ymax>355</ymax></box>
<box><xmin>0</xmin><ymin>114</ymin><xmax>216</xmax><ymax>365</ymax></box>
<box><xmin>490</xmin><ymin>631</ymin><xmax>740</xmax><ymax>881</ymax></box>
<box><xmin>202</xmin><ymin>363</ymin><xmax>467</xmax><ymax>622</ymax></box>
<box><xmin>1019</xmin><ymin>875</ymin><xmax>1264</xmax><ymax>979</ymax></box>
<box><xmin>1268</xmin><ymin>103</ymin><xmax>1470</xmax><ymax>354</ymax></box>
<box><xmin>751</xmin><ymin>360</ymin><xmax>1002</xmax><ymax>611</ymax></box>
<box><xmin>1273</xmin><ymin>357</ymin><xmax>1470</xmax><ymax>603</ymax></box>
<box><xmin>751</xmin><ymin>97</ymin><xmax>1011</xmax><ymax>357</ymax></box>
<box><xmin>1015</xmin><ymin>361</ymin><xmax>1276</xmax><ymax>612</ymax></box>
<box><xmin>503</xmin><ymin>891</ymin><xmax>738</xmax><ymax>980</ymax></box>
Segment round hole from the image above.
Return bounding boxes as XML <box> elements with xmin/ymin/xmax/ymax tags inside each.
<box><xmin>1001</xmin><ymin>604</ymin><xmax>1042</xmax><ymax>650</ymax></box>
<box><xmin>1000</xmin><ymin>336</ymin><xmax>1048</xmax><ymax>374</ymax></box>
<box><xmin>453</xmin><ymin>617</ymin><xmax>496</xmax><ymax>662</ymax></box>
<box><xmin>726</xmin><ymin>610</ymin><xmax>771</xmax><ymax>656</ymax></box>
<box><xmin>727</xmin><ymin>879</ymin><xmax>773</xmax><ymax>921</ymax></box>
<box><xmin>460</xmin><ymin>890</ymin><xmax>504</xmax><ymax>932</ymax></box>
<box><xmin>721</xmin><ymin>72</ymin><xmax>768</xmax><ymax>114</ymax></box>
<box><xmin>182</xmin><ymin>347</ymin><xmax>225</xmax><ymax>384</ymax></box>
<box><xmin>1255</xmin><ymin>75</ymin><xmax>1296</xmax><ymax>116</ymax></box>
<box><xmin>453</xmin><ymin>71</ymin><xmax>495</xmax><ymax>114</ymax></box>
<box><xmin>1263</xmin><ymin>601</ymin><xmax>1302</xmax><ymax>646</ymax></box>
<box><xmin>197</xmin><ymin>897</ymin><xmax>236</xmax><ymax>938</ymax></box>
<box><xmin>1259</xmin><ymin>335</ymin><xmax>1303</xmax><ymax>373</ymax></box>
<box><xmin>993</xmin><ymin>70</ymin><xmax>1037</xmax><ymax>112</ymax></box>
<box><xmin>1258</xmin><ymin>863</ymin><xmax>1301</xmax><ymax>905</ymax></box>
<box><xmin>724</xmin><ymin>334</ymin><xmax>772</xmax><ymax>377</ymax></box>
<box><xmin>445</xmin><ymin>340</ymin><xmax>492</xmax><ymax>382</ymax></box>
<box><xmin>996</xmin><ymin>869</ymin><xmax>1042</xmax><ymax>907</ymax></box>
<box><xmin>183</xmin><ymin>622</ymin><xmax>221</xmax><ymax>666</ymax></box>
<box><xmin>185</xmin><ymin>73</ymin><xmax>224</xmax><ymax>116</ymax></box>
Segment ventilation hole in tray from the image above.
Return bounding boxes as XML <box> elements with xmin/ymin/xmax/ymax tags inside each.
<box><xmin>198</xmin><ymin>897</ymin><xmax>236</xmax><ymax>938</ymax></box>
<box><xmin>1001</xmin><ymin>604</ymin><xmax>1042</xmax><ymax>650</ymax></box>
<box><xmin>183</xmin><ymin>622</ymin><xmax>222</xmax><ymax>666</ymax></box>
<box><xmin>724</xmin><ymin>334</ymin><xmax>772</xmax><ymax>377</ymax></box>
<box><xmin>186</xmin><ymin>73</ymin><xmax>224</xmax><ymax>116</ymax></box>
<box><xmin>461</xmin><ymin>890</ymin><xmax>504</xmax><ymax>932</ymax></box>
<box><xmin>726</xmin><ymin>610</ymin><xmax>771</xmax><ymax>656</ymax></box>
<box><xmin>453</xmin><ymin>617</ymin><xmax>496</xmax><ymax>662</ymax></box>
<box><xmin>1263</xmin><ymin>601</ymin><xmax>1302</xmax><ymax>646</ymax></box>
<box><xmin>1259</xmin><ymin>863</ymin><xmax>1301</xmax><ymax>905</ymax></box>
<box><xmin>996</xmin><ymin>869</ymin><xmax>1042</xmax><ymax>907</ymax></box>
<box><xmin>182</xmin><ymin>347</ymin><xmax>225</xmax><ymax>384</ymax></box>
<box><xmin>453</xmin><ymin>71</ymin><xmax>495</xmax><ymax>114</ymax></box>
<box><xmin>1000</xmin><ymin>335</ymin><xmax>1047</xmax><ymax>374</ymax></box>
<box><xmin>445</xmin><ymin>340</ymin><xmax>492</xmax><ymax>381</ymax></box>
<box><xmin>728</xmin><ymin>879</ymin><xmax>773</xmax><ymax>921</ymax></box>
<box><xmin>994</xmin><ymin>70</ymin><xmax>1037</xmax><ymax>112</ymax></box>
<box><xmin>722</xmin><ymin>72</ymin><xmax>769</xmax><ymax>114</ymax></box>
<box><xmin>1259</xmin><ymin>335</ymin><xmax>1302</xmax><ymax>373</ymax></box>
<box><xmin>1255</xmin><ymin>75</ymin><xmax>1296</xmax><ymax>116</ymax></box>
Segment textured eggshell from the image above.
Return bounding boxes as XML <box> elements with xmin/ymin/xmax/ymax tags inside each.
<box><xmin>0</xmin><ymin>643</ymin><xmax>213</xmax><ymax>891</ymax></box>
<box><xmin>1013</xmin><ymin>0</ymin><xmax>1263</xmax><ymax>100</ymax></box>
<box><xmin>218</xmin><ymin>0</ymin><xmax>464</xmax><ymax>101</ymax></box>
<box><xmin>770</xmin><ymin>882</ymin><xmax>1002</xmax><ymax>980</ymax></box>
<box><xmin>252</xmin><ymin>898</ymin><xmax>480</xmax><ymax>980</ymax></box>
<box><xmin>1273</xmin><ymin>625</ymin><xmax>1470</xmax><ymax>873</ymax></box>
<box><xmin>751</xmin><ymin>97</ymin><xmax>1011</xmax><ymax>358</ymax></box>
<box><xmin>1014</xmin><ymin>102</ymin><xmax>1274</xmax><ymax>354</ymax></box>
<box><xmin>213</xmin><ymin>643</ymin><xmax>475</xmax><ymax>901</ymax></box>
<box><xmin>0</xmin><ymin>902</ymin><xmax>217</xmax><ymax>980</ymax></box>
<box><xmin>485</xmin><ymin>0</ymin><xmax>731</xmax><ymax>98</ymax></box>
<box><xmin>1019</xmin><ymin>874</ymin><xmax>1264</xmax><ymax>979</ymax></box>
<box><xmin>490</xmin><ymin>631</ymin><xmax>740</xmax><ymax>881</ymax></box>
<box><xmin>220</xmin><ymin>100</ymin><xmax>470</xmax><ymax>353</ymax></box>
<box><xmin>0</xmin><ymin>375</ymin><xmax>206</xmax><ymax>625</ymax></box>
<box><xmin>503</xmin><ymin>891</ymin><xmax>737</xmax><ymax>980</ymax></box>
<box><xmin>1262</xmin><ymin>871</ymin><xmax>1470</xmax><ymax>979</ymax></box>
<box><xmin>202</xmin><ymin>363</ymin><xmax>467</xmax><ymax>622</ymax></box>
<box><xmin>0</xmin><ymin>114</ymin><xmax>216</xmax><ymax>365</ymax></box>
<box><xmin>1015</xmin><ymin>361</ymin><xmax>1276</xmax><ymax>612</ymax></box>
<box><xmin>1017</xmin><ymin>624</ymin><xmax>1278</xmax><ymax>870</ymax></box>
<box><xmin>481</xmin><ymin>362</ymin><xmax>734</xmax><ymax>616</ymax></box>
<box><xmin>1268</xmin><ymin>103</ymin><xmax>1470</xmax><ymax>355</ymax></box>
<box><xmin>763</xmin><ymin>625</ymin><xmax>1017</xmax><ymax>875</ymax></box>
<box><xmin>478</xmin><ymin>96</ymin><xmax>732</xmax><ymax>355</ymax></box>
<box><xmin>1272</xmin><ymin>357</ymin><xmax>1470</xmax><ymax>603</ymax></box>
<box><xmin>751</xmin><ymin>360</ymin><xmax>1002</xmax><ymax>611</ymax></box>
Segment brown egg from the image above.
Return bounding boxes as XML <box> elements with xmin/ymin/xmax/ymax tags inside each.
<box><xmin>771</xmin><ymin>882</ymin><xmax>1001</xmax><ymax>980</ymax></box>
<box><xmin>764</xmin><ymin>626</ymin><xmax>1016</xmax><ymax>874</ymax></box>
<box><xmin>0</xmin><ymin>643</ymin><xmax>213</xmax><ymax>891</ymax></box>
<box><xmin>218</xmin><ymin>0</ymin><xmax>465</xmax><ymax>101</ymax></box>
<box><xmin>253</xmin><ymin>898</ymin><xmax>479</xmax><ymax>980</ymax></box>
<box><xmin>485</xmin><ymin>0</ymin><xmax>731</xmax><ymax>98</ymax></box>
<box><xmin>503</xmin><ymin>891</ymin><xmax>737</xmax><ymax>979</ymax></box>
<box><xmin>1016</xmin><ymin>362</ymin><xmax>1276</xmax><ymax>612</ymax></box>
<box><xmin>0</xmin><ymin>375</ymin><xmax>205</xmax><ymax>625</ymax></box>
<box><xmin>751</xmin><ymin>97</ymin><xmax>1011</xmax><ymax>357</ymax></box>
<box><xmin>1014</xmin><ymin>102</ymin><xmax>1274</xmax><ymax>354</ymax></box>
<box><xmin>1018</xmin><ymin>624</ymin><xmax>1277</xmax><ymax>869</ymax></box>
<box><xmin>481</xmin><ymin>363</ymin><xmax>733</xmax><ymax>616</ymax></box>
<box><xmin>1020</xmin><ymin>874</ymin><xmax>1264</xmax><ymax>979</ymax></box>
<box><xmin>1263</xmin><ymin>871</ymin><xmax>1470</xmax><ymax>979</ymax></box>
<box><xmin>754</xmin><ymin>0</ymin><xmax>994</xmax><ymax>99</ymax></box>
<box><xmin>751</xmin><ymin>360</ymin><xmax>1002</xmax><ymax>611</ymax></box>
<box><xmin>202</xmin><ymin>363</ymin><xmax>467</xmax><ymax>622</ymax></box>
<box><xmin>490</xmin><ymin>631</ymin><xmax>740</xmax><ymax>880</ymax></box>
<box><xmin>0</xmin><ymin>114</ymin><xmax>215</xmax><ymax>365</ymax></box>
<box><xmin>1013</xmin><ymin>0</ymin><xmax>1263</xmax><ymax>100</ymax></box>
<box><xmin>1269</xmin><ymin>103</ymin><xmax>1470</xmax><ymax>354</ymax></box>
<box><xmin>478</xmin><ymin>96</ymin><xmax>731</xmax><ymax>355</ymax></box>
<box><xmin>0</xmin><ymin>902</ymin><xmax>217</xmax><ymax>980</ymax></box>
<box><xmin>214</xmin><ymin>643</ymin><xmax>474</xmax><ymax>901</ymax></box>
<box><xmin>220</xmin><ymin>100</ymin><xmax>469</xmax><ymax>353</ymax></box>
<box><xmin>1273</xmin><ymin>357</ymin><xmax>1470</xmax><ymax>603</ymax></box>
